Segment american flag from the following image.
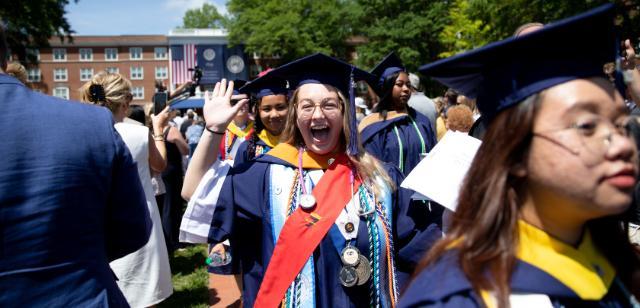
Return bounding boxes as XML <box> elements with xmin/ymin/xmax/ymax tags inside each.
<box><xmin>170</xmin><ymin>44</ymin><xmax>197</xmax><ymax>87</ymax></box>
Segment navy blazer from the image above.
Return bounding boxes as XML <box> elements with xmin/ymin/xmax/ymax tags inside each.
<box><xmin>0</xmin><ymin>74</ymin><xmax>152</xmax><ymax>307</ymax></box>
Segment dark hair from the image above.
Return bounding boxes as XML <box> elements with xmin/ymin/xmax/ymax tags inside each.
<box><xmin>247</xmin><ymin>96</ymin><xmax>264</xmax><ymax>159</ymax></box>
<box><xmin>414</xmin><ymin>93</ymin><xmax>640</xmax><ymax>306</ymax></box>
<box><xmin>372</xmin><ymin>71</ymin><xmax>402</xmax><ymax>120</ymax></box>
<box><xmin>444</xmin><ymin>88</ymin><xmax>459</xmax><ymax>106</ymax></box>
<box><xmin>128</xmin><ymin>105</ymin><xmax>146</xmax><ymax>124</ymax></box>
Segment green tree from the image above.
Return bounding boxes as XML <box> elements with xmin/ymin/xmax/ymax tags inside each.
<box><xmin>438</xmin><ymin>0</ymin><xmax>491</xmax><ymax>58</ymax></box>
<box><xmin>225</xmin><ymin>0</ymin><xmax>358</xmax><ymax>63</ymax></box>
<box><xmin>352</xmin><ymin>0</ymin><xmax>451</xmax><ymax>72</ymax></box>
<box><xmin>182</xmin><ymin>3</ymin><xmax>225</xmax><ymax>29</ymax></box>
<box><xmin>0</xmin><ymin>0</ymin><xmax>76</xmax><ymax>64</ymax></box>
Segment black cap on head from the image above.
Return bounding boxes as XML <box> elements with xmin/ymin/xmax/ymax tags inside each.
<box><xmin>232</xmin><ymin>79</ymin><xmax>248</xmax><ymax>95</ymax></box>
<box><xmin>370</xmin><ymin>52</ymin><xmax>406</xmax><ymax>93</ymax></box>
<box><xmin>267</xmin><ymin>53</ymin><xmax>377</xmax><ymax>155</ymax></box>
<box><xmin>419</xmin><ymin>4</ymin><xmax>617</xmax><ymax>122</ymax></box>
<box><xmin>239</xmin><ymin>72</ymin><xmax>289</xmax><ymax>99</ymax></box>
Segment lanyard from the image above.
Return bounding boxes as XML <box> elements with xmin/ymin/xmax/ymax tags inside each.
<box><xmin>392</xmin><ymin>115</ymin><xmax>426</xmax><ymax>172</ymax></box>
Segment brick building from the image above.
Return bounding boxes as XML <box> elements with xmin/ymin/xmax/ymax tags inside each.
<box><xmin>27</xmin><ymin>35</ymin><xmax>169</xmax><ymax>105</ymax></box>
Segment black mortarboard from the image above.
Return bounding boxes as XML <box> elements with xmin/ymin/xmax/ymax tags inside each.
<box><xmin>370</xmin><ymin>52</ymin><xmax>406</xmax><ymax>92</ymax></box>
<box><xmin>239</xmin><ymin>72</ymin><xmax>288</xmax><ymax>99</ymax></box>
<box><xmin>419</xmin><ymin>4</ymin><xmax>617</xmax><ymax>122</ymax></box>
<box><xmin>267</xmin><ymin>53</ymin><xmax>377</xmax><ymax>155</ymax></box>
<box><xmin>232</xmin><ymin>79</ymin><xmax>248</xmax><ymax>95</ymax></box>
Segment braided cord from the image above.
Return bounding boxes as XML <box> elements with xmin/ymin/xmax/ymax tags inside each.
<box><xmin>376</xmin><ymin>201</ymin><xmax>398</xmax><ymax>306</ymax></box>
<box><xmin>360</xmin><ymin>186</ymin><xmax>380</xmax><ymax>308</ymax></box>
<box><xmin>281</xmin><ymin>169</ymin><xmax>302</xmax><ymax>308</ymax></box>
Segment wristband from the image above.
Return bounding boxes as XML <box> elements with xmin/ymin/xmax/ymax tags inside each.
<box><xmin>206</xmin><ymin>126</ymin><xmax>225</xmax><ymax>135</ymax></box>
<box><xmin>153</xmin><ymin>136</ymin><xmax>165</xmax><ymax>141</ymax></box>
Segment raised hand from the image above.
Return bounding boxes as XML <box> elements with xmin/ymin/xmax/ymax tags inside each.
<box><xmin>203</xmin><ymin>79</ymin><xmax>249</xmax><ymax>133</ymax></box>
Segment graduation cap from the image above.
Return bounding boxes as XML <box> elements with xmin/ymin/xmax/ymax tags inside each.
<box><xmin>232</xmin><ymin>79</ymin><xmax>248</xmax><ymax>95</ymax></box>
<box><xmin>370</xmin><ymin>52</ymin><xmax>406</xmax><ymax>92</ymax></box>
<box><xmin>239</xmin><ymin>72</ymin><xmax>289</xmax><ymax>99</ymax></box>
<box><xmin>419</xmin><ymin>4</ymin><xmax>617</xmax><ymax>122</ymax></box>
<box><xmin>267</xmin><ymin>53</ymin><xmax>377</xmax><ymax>155</ymax></box>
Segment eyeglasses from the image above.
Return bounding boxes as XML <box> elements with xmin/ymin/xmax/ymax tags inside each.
<box><xmin>533</xmin><ymin>116</ymin><xmax>633</xmax><ymax>165</ymax></box>
<box><xmin>297</xmin><ymin>99</ymin><xmax>342</xmax><ymax>118</ymax></box>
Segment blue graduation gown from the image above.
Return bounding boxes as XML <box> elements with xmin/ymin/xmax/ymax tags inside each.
<box><xmin>400</xmin><ymin>252</ymin><xmax>632</xmax><ymax>307</ymax></box>
<box><xmin>360</xmin><ymin>109</ymin><xmax>437</xmax><ymax>176</ymax></box>
<box><xmin>208</xmin><ymin>151</ymin><xmax>443</xmax><ymax>307</ymax></box>
<box><xmin>233</xmin><ymin>138</ymin><xmax>272</xmax><ymax>168</ymax></box>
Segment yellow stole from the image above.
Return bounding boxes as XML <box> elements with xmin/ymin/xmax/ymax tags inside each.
<box><xmin>226</xmin><ymin>121</ymin><xmax>254</xmax><ymax>139</ymax></box>
<box><xmin>257</xmin><ymin>129</ymin><xmax>280</xmax><ymax>148</ymax></box>
<box><xmin>266</xmin><ymin>143</ymin><xmax>339</xmax><ymax>169</ymax></box>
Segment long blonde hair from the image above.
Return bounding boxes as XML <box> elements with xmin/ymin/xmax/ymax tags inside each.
<box><xmin>281</xmin><ymin>84</ymin><xmax>394</xmax><ymax>197</ymax></box>
<box><xmin>80</xmin><ymin>71</ymin><xmax>132</xmax><ymax>114</ymax></box>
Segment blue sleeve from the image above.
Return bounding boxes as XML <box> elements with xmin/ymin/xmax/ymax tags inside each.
<box><xmin>233</xmin><ymin>141</ymin><xmax>250</xmax><ymax>168</ymax></box>
<box><xmin>386</xmin><ymin>164</ymin><xmax>443</xmax><ymax>286</ymax></box>
<box><xmin>105</xmin><ymin>119</ymin><xmax>152</xmax><ymax>261</ymax></box>
<box><xmin>362</xmin><ymin>125</ymin><xmax>393</xmax><ymax>165</ymax></box>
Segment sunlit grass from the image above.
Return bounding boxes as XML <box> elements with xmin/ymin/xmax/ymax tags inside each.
<box><xmin>158</xmin><ymin>244</ymin><xmax>209</xmax><ymax>308</ymax></box>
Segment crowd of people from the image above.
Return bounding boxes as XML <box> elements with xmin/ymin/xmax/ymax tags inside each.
<box><xmin>3</xmin><ymin>3</ymin><xmax>640</xmax><ymax>308</ymax></box>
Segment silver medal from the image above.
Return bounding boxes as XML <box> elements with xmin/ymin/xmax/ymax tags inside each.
<box><xmin>340</xmin><ymin>246</ymin><xmax>360</xmax><ymax>266</ymax></box>
<box><xmin>355</xmin><ymin>254</ymin><xmax>372</xmax><ymax>286</ymax></box>
<box><xmin>339</xmin><ymin>265</ymin><xmax>358</xmax><ymax>287</ymax></box>
<box><xmin>299</xmin><ymin>193</ymin><xmax>316</xmax><ymax>210</ymax></box>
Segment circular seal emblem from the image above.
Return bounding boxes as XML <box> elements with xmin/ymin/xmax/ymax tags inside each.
<box><xmin>203</xmin><ymin>48</ymin><xmax>216</xmax><ymax>61</ymax></box>
<box><xmin>226</xmin><ymin>55</ymin><xmax>245</xmax><ymax>74</ymax></box>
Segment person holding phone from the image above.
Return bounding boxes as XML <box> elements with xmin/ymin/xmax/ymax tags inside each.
<box><xmin>80</xmin><ymin>71</ymin><xmax>174</xmax><ymax>307</ymax></box>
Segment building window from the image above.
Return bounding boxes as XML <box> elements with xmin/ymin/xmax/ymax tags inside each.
<box><xmin>130</xmin><ymin>47</ymin><xmax>143</xmax><ymax>60</ymax></box>
<box><xmin>132</xmin><ymin>86</ymin><xmax>144</xmax><ymax>100</ymax></box>
<box><xmin>80</xmin><ymin>68</ymin><xmax>94</xmax><ymax>81</ymax></box>
<box><xmin>154</xmin><ymin>47</ymin><xmax>167</xmax><ymax>60</ymax></box>
<box><xmin>53</xmin><ymin>87</ymin><xmax>69</xmax><ymax>100</ymax></box>
<box><xmin>105</xmin><ymin>48</ymin><xmax>118</xmax><ymax>60</ymax></box>
<box><xmin>130</xmin><ymin>66</ymin><xmax>143</xmax><ymax>80</ymax></box>
<box><xmin>27</xmin><ymin>49</ymin><xmax>40</xmax><ymax>61</ymax></box>
<box><xmin>155</xmin><ymin>66</ymin><xmax>168</xmax><ymax>79</ymax></box>
<box><xmin>27</xmin><ymin>68</ymin><xmax>41</xmax><ymax>82</ymax></box>
<box><xmin>53</xmin><ymin>48</ymin><xmax>66</xmax><ymax>61</ymax></box>
<box><xmin>106</xmin><ymin>67</ymin><xmax>119</xmax><ymax>74</ymax></box>
<box><xmin>79</xmin><ymin>48</ymin><xmax>93</xmax><ymax>61</ymax></box>
<box><xmin>53</xmin><ymin>68</ymin><xmax>68</xmax><ymax>81</ymax></box>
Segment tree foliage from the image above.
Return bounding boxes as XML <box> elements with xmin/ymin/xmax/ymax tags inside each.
<box><xmin>0</xmin><ymin>0</ymin><xmax>76</xmax><ymax>64</ymax></box>
<box><xmin>438</xmin><ymin>0</ymin><xmax>491</xmax><ymax>58</ymax></box>
<box><xmin>182</xmin><ymin>3</ymin><xmax>225</xmax><ymax>29</ymax></box>
<box><xmin>225</xmin><ymin>0</ymin><xmax>357</xmax><ymax>63</ymax></box>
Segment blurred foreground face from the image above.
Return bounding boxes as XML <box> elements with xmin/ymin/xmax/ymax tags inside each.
<box><xmin>527</xmin><ymin>77</ymin><xmax>637</xmax><ymax>221</ymax></box>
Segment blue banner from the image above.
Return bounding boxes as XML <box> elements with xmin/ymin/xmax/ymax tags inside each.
<box><xmin>197</xmin><ymin>45</ymin><xmax>225</xmax><ymax>84</ymax></box>
<box><xmin>223</xmin><ymin>44</ymin><xmax>248</xmax><ymax>81</ymax></box>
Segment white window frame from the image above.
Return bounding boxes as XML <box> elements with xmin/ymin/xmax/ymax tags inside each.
<box><xmin>129</xmin><ymin>47</ymin><xmax>143</xmax><ymax>60</ymax></box>
<box><xmin>27</xmin><ymin>68</ymin><xmax>41</xmax><ymax>82</ymax></box>
<box><xmin>155</xmin><ymin>66</ymin><xmax>168</xmax><ymax>79</ymax></box>
<box><xmin>105</xmin><ymin>67</ymin><xmax>119</xmax><ymax>74</ymax></box>
<box><xmin>79</xmin><ymin>48</ymin><xmax>93</xmax><ymax>61</ymax></box>
<box><xmin>105</xmin><ymin>48</ymin><xmax>118</xmax><ymax>61</ymax></box>
<box><xmin>154</xmin><ymin>47</ymin><xmax>167</xmax><ymax>60</ymax></box>
<box><xmin>53</xmin><ymin>87</ymin><xmax>69</xmax><ymax>99</ymax></box>
<box><xmin>53</xmin><ymin>68</ymin><xmax>68</xmax><ymax>81</ymax></box>
<box><xmin>80</xmin><ymin>68</ymin><xmax>94</xmax><ymax>81</ymax></box>
<box><xmin>132</xmin><ymin>86</ymin><xmax>144</xmax><ymax>100</ymax></box>
<box><xmin>53</xmin><ymin>48</ymin><xmax>66</xmax><ymax>61</ymax></box>
<box><xmin>130</xmin><ymin>66</ymin><xmax>143</xmax><ymax>80</ymax></box>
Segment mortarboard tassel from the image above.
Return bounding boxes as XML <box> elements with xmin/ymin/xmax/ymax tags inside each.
<box><xmin>348</xmin><ymin>66</ymin><xmax>359</xmax><ymax>156</ymax></box>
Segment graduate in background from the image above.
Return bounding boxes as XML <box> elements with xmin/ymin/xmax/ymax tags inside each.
<box><xmin>233</xmin><ymin>73</ymin><xmax>290</xmax><ymax>166</ymax></box>
<box><xmin>359</xmin><ymin>52</ymin><xmax>437</xmax><ymax>176</ymax></box>
<box><xmin>185</xmin><ymin>53</ymin><xmax>442</xmax><ymax>307</ymax></box>
<box><xmin>401</xmin><ymin>4</ymin><xmax>640</xmax><ymax>307</ymax></box>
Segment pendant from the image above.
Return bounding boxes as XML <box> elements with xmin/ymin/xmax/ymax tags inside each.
<box><xmin>340</xmin><ymin>246</ymin><xmax>360</xmax><ymax>266</ymax></box>
<box><xmin>339</xmin><ymin>265</ymin><xmax>358</xmax><ymax>287</ymax></box>
<box><xmin>354</xmin><ymin>254</ymin><xmax>372</xmax><ymax>286</ymax></box>
<box><xmin>299</xmin><ymin>193</ymin><xmax>316</xmax><ymax>210</ymax></box>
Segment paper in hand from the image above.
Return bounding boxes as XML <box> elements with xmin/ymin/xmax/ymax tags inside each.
<box><xmin>401</xmin><ymin>131</ymin><xmax>482</xmax><ymax>212</ymax></box>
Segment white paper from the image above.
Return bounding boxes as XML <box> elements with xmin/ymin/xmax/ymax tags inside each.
<box><xmin>401</xmin><ymin>130</ymin><xmax>482</xmax><ymax>212</ymax></box>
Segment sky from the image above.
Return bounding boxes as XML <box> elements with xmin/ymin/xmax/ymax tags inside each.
<box><xmin>65</xmin><ymin>0</ymin><xmax>228</xmax><ymax>35</ymax></box>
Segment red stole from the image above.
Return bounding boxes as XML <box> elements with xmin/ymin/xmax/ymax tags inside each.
<box><xmin>254</xmin><ymin>153</ymin><xmax>361</xmax><ymax>307</ymax></box>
